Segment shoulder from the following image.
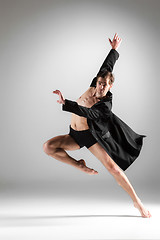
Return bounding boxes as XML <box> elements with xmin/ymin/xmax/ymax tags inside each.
<box><xmin>106</xmin><ymin>91</ymin><xmax>113</xmax><ymax>101</ymax></box>
<box><xmin>99</xmin><ymin>91</ymin><xmax>113</xmax><ymax>105</ymax></box>
<box><xmin>94</xmin><ymin>91</ymin><xmax>112</xmax><ymax>107</ymax></box>
<box><xmin>92</xmin><ymin>98</ymin><xmax>112</xmax><ymax>111</ymax></box>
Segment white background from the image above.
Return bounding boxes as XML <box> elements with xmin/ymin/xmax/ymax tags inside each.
<box><xmin>1</xmin><ymin>1</ymin><xmax>160</xmax><ymax>239</ymax></box>
<box><xmin>0</xmin><ymin>0</ymin><xmax>159</xmax><ymax>194</ymax></box>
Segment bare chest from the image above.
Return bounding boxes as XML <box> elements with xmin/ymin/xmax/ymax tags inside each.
<box><xmin>76</xmin><ymin>93</ymin><xmax>99</xmax><ymax>108</ymax></box>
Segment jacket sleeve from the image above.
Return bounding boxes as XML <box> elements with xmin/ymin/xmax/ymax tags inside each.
<box><xmin>90</xmin><ymin>49</ymin><xmax>119</xmax><ymax>87</ymax></box>
<box><xmin>62</xmin><ymin>99</ymin><xmax>111</xmax><ymax>120</ymax></box>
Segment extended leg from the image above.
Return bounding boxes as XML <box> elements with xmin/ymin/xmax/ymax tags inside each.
<box><xmin>43</xmin><ymin>134</ymin><xmax>98</xmax><ymax>175</ymax></box>
<box><xmin>89</xmin><ymin>143</ymin><xmax>151</xmax><ymax>218</ymax></box>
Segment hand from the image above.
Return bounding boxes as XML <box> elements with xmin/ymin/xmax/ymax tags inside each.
<box><xmin>53</xmin><ymin>90</ymin><xmax>65</xmax><ymax>104</ymax></box>
<box><xmin>108</xmin><ymin>33</ymin><xmax>122</xmax><ymax>50</ymax></box>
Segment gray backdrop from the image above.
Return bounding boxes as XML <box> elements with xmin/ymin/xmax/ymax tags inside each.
<box><xmin>0</xmin><ymin>0</ymin><xmax>160</xmax><ymax>198</ymax></box>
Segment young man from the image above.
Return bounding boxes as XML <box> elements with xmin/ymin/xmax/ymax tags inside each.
<box><xmin>43</xmin><ymin>33</ymin><xmax>151</xmax><ymax>218</ymax></box>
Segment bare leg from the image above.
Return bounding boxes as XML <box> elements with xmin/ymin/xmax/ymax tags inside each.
<box><xmin>89</xmin><ymin>143</ymin><xmax>151</xmax><ymax>218</ymax></box>
<box><xmin>43</xmin><ymin>134</ymin><xmax>98</xmax><ymax>175</ymax></box>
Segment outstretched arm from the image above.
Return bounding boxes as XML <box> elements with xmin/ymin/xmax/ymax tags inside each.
<box><xmin>53</xmin><ymin>90</ymin><xmax>111</xmax><ymax>120</ymax></box>
<box><xmin>62</xmin><ymin>99</ymin><xmax>111</xmax><ymax>120</ymax></box>
<box><xmin>90</xmin><ymin>33</ymin><xmax>122</xmax><ymax>87</ymax></box>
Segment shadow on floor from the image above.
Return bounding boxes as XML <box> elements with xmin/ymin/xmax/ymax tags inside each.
<box><xmin>0</xmin><ymin>214</ymin><xmax>141</xmax><ymax>220</ymax></box>
<box><xmin>0</xmin><ymin>214</ymin><xmax>142</xmax><ymax>227</ymax></box>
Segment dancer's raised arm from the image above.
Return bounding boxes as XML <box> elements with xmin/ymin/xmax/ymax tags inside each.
<box><xmin>90</xmin><ymin>33</ymin><xmax>122</xmax><ymax>87</ymax></box>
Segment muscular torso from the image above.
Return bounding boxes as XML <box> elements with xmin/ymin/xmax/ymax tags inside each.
<box><xmin>71</xmin><ymin>87</ymin><xmax>100</xmax><ymax>131</ymax></box>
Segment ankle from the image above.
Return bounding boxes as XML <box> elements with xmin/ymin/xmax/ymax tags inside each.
<box><xmin>133</xmin><ymin>197</ymin><xmax>141</xmax><ymax>204</ymax></box>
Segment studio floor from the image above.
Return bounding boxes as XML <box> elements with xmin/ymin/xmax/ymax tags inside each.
<box><xmin>0</xmin><ymin>182</ymin><xmax>159</xmax><ymax>240</ymax></box>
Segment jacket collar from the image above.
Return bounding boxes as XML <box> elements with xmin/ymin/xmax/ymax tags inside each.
<box><xmin>93</xmin><ymin>91</ymin><xmax>112</xmax><ymax>107</ymax></box>
<box><xmin>100</xmin><ymin>91</ymin><xmax>112</xmax><ymax>102</ymax></box>
<box><xmin>106</xmin><ymin>91</ymin><xmax>112</xmax><ymax>100</ymax></box>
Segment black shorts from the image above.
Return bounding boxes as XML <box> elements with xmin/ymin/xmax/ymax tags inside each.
<box><xmin>69</xmin><ymin>126</ymin><xmax>97</xmax><ymax>149</ymax></box>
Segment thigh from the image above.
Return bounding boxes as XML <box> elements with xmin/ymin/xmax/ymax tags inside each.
<box><xmin>88</xmin><ymin>142</ymin><xmax>120</xmax><ymax>170</ymax></box>
<box><xmin>46</xmin><ymin>134</ymin><xmax>80</xmax><ymax>151</ymax></box>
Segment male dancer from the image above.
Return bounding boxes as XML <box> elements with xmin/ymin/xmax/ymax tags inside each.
<box><xmin>43</xmin><ymin>34</ymin><xmax>151</xmax><ymax>218</ymax></box>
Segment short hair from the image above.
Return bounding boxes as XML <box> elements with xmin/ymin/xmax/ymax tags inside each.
<box><xmin>97</xmin><ymin>68</ymin><xmax>114</xmax><ymax>85</ymax></box>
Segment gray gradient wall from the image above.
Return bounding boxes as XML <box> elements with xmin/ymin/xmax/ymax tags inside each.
<box><xmin>0</xmin><ymin>0</ymin><xmax>160</xmax><ymax>188</ymax></box>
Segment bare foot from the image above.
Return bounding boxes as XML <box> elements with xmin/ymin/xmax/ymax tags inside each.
<box><xmin>76</xmin><ymin>159</ymin><xmax>98</xmax><ymax>175</ymax></box>
<box><xmin>134</xmin><ymin>198</ymin><xmax>152</xmax><ymax>218</ymax></box>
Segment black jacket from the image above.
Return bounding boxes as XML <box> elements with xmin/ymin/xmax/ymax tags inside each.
<box><xmin>62</xmin><ymin>49</ymin><xmax>145</xmax><ymax>171</ymax></box>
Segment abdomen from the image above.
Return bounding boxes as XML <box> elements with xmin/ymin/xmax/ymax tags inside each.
<box><xmin>71</xmin><ymin>113</ymin><xmax>89</xmax><ymax>131</ymax></box>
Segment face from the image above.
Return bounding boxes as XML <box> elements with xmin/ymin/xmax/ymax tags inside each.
<box><xmin>96</xmin><ymin>77</ymin><xmax>112</xmax><ymax>98</ymax></box>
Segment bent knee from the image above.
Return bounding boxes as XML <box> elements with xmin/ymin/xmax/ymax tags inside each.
<box><xmin>43</xmin><ymin>141</ymin><xmax>56</xmax><ymax>155</ymax></box>
<box><xmin>43</xmin><ymin>141</ymin><xmax>49</xmax><ymax>154</ymax></box>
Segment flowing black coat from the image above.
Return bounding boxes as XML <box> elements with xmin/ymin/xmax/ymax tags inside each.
<box><xmin>62</xmin><ymin>49</ymin><xmax>145</xmax><ymax>171</ymax></box>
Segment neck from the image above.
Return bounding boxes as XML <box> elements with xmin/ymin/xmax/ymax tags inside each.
<box><xmin>94</xmin><ymin>89</ymin><xmax>108</xmax><ymax>99</ymax></box>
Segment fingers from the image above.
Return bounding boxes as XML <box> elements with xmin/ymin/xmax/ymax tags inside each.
<box><xmin>116</xmin><ymin>34</ymin><xmax>122</xmax><ymax>42</ymax></box>
<box><xmin>113</xmin><ymin>33</ymin><xmax>122</xmax><ymax>42</ymax></box>
<box><xmin>53</xmin><ymin>89</ymin><xmax>64</xmax><ymax>104</ymax></box>
<box><xmin>109</xmin><ymin>33</ymin><xmax>122</xmax><ymax>50</ymax></box>
<box><xmin>53</xmin><ymin>89</ymin><xmax>60</xmax><ymax>95</ymax></box>
<box><xmin>53</xmin><ymin>90</ymin><xmax>59</xmax><ymax>94</ymax></box>
<box><xmin>113</xmin><ymin>33</ymin><xmax>117</xmax><ymax>40</ymax></box>
<box><xmin>108</xmin><ymin>38</ymin><xmax>112</xmax><ymax>44</ymax></box>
